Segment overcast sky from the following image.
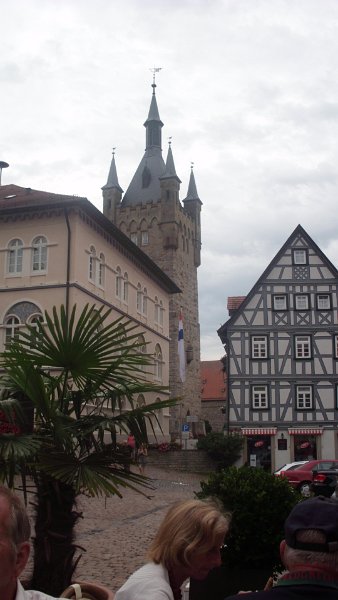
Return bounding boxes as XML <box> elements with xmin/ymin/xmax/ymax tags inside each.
<box><xmin>2</xmin><ymin>0</ymin><xmax>338</xmax><ymax>360</ymax></box>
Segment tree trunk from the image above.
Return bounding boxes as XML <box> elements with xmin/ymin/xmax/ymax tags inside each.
<box><xmin>29</xmin><ymin>475</ymin><xmax>82</xmax><ymax>597</ymax></box>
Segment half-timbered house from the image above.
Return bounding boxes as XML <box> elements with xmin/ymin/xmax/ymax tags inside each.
<box><xmin>218</xmin><ymin>224</ymin><xmax>338</xmax><ymax>471</ymax></box>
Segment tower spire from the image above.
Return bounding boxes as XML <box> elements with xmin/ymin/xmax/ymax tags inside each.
<box><xmin>102</xmin><ymin>148</ymin><xmax>123</xmax><ymax>192</ymax></box>
<box><xmin>184</xmin><ymin>163</ymin><xmax>200</xmax><ymax>200</ymax></box>
<box><xmin>143</xmin><ymin>69</ymin><xmax>164</xmax><ymax>150</ymax></box>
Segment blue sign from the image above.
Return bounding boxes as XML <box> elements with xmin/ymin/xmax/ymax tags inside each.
<box><xmin>182</xmin><ymin>424</ymin><xmax>190</xmax><ymax>432</ymax></box>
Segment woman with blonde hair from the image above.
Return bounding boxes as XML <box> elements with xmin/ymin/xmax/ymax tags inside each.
<box><xmin>115</xmin><ymin>497</ymin><xmax>230</xmax><ymax>600</ymax></box>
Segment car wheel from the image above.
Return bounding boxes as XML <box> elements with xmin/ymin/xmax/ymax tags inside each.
<box><xmin>299</xmin><ymin>482</ymin><xmax>311</xmax><ymax>497</ymax></box>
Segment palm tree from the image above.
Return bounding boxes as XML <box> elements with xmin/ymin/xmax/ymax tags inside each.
<box><xmin>0</xmin><ymin>304</ymin><xmax>175</xmax><ymax>596</ymax></box>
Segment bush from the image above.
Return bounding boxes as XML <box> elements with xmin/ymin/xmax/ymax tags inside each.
<box><xmin>197</xmin><ymin>466</ymin><xmax>301</xmax><ymax>571</ymax></box>
<box><xmin>196</xmin><ymin>432</ymin><xmax>243</xmax><ymax>468</ymax></box>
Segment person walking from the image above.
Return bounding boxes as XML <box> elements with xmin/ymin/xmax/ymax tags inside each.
<box><xmin>137</xmin><ymin>443</ymin><xmax>148</xmax><ymax>475</ymax></box>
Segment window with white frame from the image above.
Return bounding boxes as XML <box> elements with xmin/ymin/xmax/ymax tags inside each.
<box><xmin>115</xmin><ymin>266</ymin><xmax>122</xmax><ymax>298</ymax></box>
<box><xmin>143</xmin><ymin>288</ymin><xmax>147</xmax><ymax>316</ymax></box>
<box><xmin>141</xmin><ymin>231</ymin><xmax>149</xmax><ymax>246</ymax></box>
<box><xmin>98</xmin><ymin>253</ymin><xmax>105</xmax><ymax>287</ymax></box>
<box><xmin>4</xmin><ymin>316</ymin><xmax>20</xmax><ymax>346</ymax></box>
<box><xmin>154</xmin><ymin>344</ymin><xmax>163</xmax><ymax>381</ymax></box>
<box><xmin>251</xmin><ymin>335</ymin><xmax>268</xmax><ymax>359</ymax></box>
<box><xmin>295</xmin><ymin>294</ymin><xmax>310</xmax><ymax>310</ymax></box>
<box><xmin>154</xmin><ymin>296</ymin><xmax>160</xmax><ymax>324</ymax></box>
<box><xmin>89</xmin><ymin>246</ymin><xmax>96</xmax><ymax>282</ymax></box>
<box><xmin>7</xmin><ymin>239</ymin><xmax>23</xmax><ymax>274</ymax></box>
<box><xmin>295</xmin><ymin>335</ymin><xmax>312</xmax><ymax>359</ymax></box>
<box><xmin>273</xmin><ymin>294</ymin><xmax>287</xmax><ymax>311</ymax></box>
<box><xmin>137</xmin><ymin>284</ymin><xmax>143</xmax><ymax>313</ymax></box>
<box><xmin>251</xmin><ymin>385</ymin><xmax>269</xmax><ymax>409</ymax></box>
<box><xmin>316</xmin><ymin>293</ymin><xmax>331</xmax><ymax>310</ymax></box>
<box><xmin>123</xmin><ymin>272</ymin><xmax>128</xmax><ymax>303</ymax></box>
<box><xmin>159</xmin><ymin>300</ymin><xmax>164</xmax><ymax>326</ymax></box>
<box><xmin>296</xmin><ymin>385</ymin><xmax>313</xmax><ymax>410</ymax></box>
<box><xmin>292</xmin><ymin>249</ymin><xmax>307</xmax><ymax>265</ymax></box>
<box><xmin>31</xmin><ymin>236</ymin><xmax>47</xmax><ymax>272</ymax></box>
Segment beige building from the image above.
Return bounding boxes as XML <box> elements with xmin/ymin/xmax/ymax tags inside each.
<box><xmin>102</xmin><ymin>81</ymin><xmax>203</xmax><ymax>438</ymax></box>
<box><xmin>0</xmin><ymin>184</ymin><xmax>180</xmax><ymax>441</ymax></box>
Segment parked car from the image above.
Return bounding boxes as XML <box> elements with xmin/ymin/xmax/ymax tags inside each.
<box><xmin>278</xmin><ymin>460</ymin><xmax>338</xmax><ymax>496</ymax></box>
<box><xmin>274</xmin><ymin>461</ymin><xmax>308</xmax><ymax>476</ymax></box>
<box><xmin>310</xmin><ymin>469</ymin><xmax>338</xmax><ymax>498</ymax></box>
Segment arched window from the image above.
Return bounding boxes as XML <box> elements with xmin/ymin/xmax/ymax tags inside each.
<box><xmin>154</xmin><ymin>344</ymin><xmax>163</xmax><ymax>381</ymax></box>
<box><xmin>137</xmin><ymin>283</ymin><xmax>142</xmax><ymax>313</ymax></box>
<box><xmin>98</xmin><ymin>253</ymin><xmax>105</xmax><ymax>287</ymax></box>
<box><xmin>159</xmin><ymin>300</ymin><xmax>164</xmax><ymax>326</ymax></box>
<box><xmin>143</xmin><ymin>288</ymin><xmax>147</xmax><ymax>316</ymax></box>
<box><xmin>89</xmin><ymin>246</ymin><xmax>96</xmax><ymax>282</ymax></box>
<box><xmin>31</xmin><ymin>236</ymin><xmax>47</xmax><ymax>272</ymax></box>
<box><xmin>123</xmin><ymin>272</ymin><xmax>128</xmax><ymax>303</ymax></box>
<box><xmin>4</xmin><ymin>315</ymin><xmax>20</xmax><ymax>346</ymax></box>
<box><xmin>115</xmin><ymin>266</ymin><xmax>122</xmax><ymax>298</ymax></box>
<box><xmin>7</xmin><ymin>239</ymin><xmax>23</xmax><ymax>274</ymax></box>
<box><xmin>154</xmin><ymin>296</ymin><xmax>159</xmax><ymax>324</ymax></box>
<box><xmin>28</xmin><ymin>313</ymin><xmax>44</xmax><ymax>328</ymax></box>
<box><xmin>136</xmin><ymin>394</ymin><xmax>146</xmax><ymax>408</ymax></box>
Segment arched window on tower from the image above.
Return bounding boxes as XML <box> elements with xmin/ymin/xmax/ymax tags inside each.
<box><xmin>7</xmin><ymin>239</ymin><xmax>23</xmax><ymax>275</ymax></box>
<box><xmin>137</xmin><ymin>283</ymin><xmax>143</xmax><ymax>313</ymax></box>
<box><xmin>143</xmin><ymin>288</ymin><xmax>147</xmax><ymax>316</ymax></box>
<box><xmin>31</xmin><ymin>236</ymin><xmax>47</xmax><ymax>272</ymax></box>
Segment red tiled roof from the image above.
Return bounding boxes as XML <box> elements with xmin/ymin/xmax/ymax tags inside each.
<box><xmin>0</xmin><ymin>184</ymin><xmax>86</xmax><ymax>209</ymax></box>
<box><xmin>201</xmin><ymin>360</ymin><xmax>226</xmax><ymax>402</ymax></box>
<box><xmin>227</xmin><ymin>296</ymin><xmax>246</xmax><ymax>311</ymax></box>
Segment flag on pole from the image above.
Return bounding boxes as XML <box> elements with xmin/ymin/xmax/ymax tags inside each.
<box><xmin>178</xmin><ymin>310</ymin><xmax>186</xmax><ymax>383</ymax></box>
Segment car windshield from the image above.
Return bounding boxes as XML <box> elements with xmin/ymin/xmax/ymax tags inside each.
<box><xmin>288</xmin><ymin>462</ymin><xmax>309</xmax><ymax>471</ymax></box>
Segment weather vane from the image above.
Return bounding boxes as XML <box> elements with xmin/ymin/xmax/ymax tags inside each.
<box><xmin>191</xmin><ymin>161</ymin><xmax>194</xmax><ymax>170</ymax></box>
<box><xmin>168</xmin><ymin>136</ymin><xmax>172</xmax><ymax>146</ymax></box>
<box><xmin>149</xmin><ymin>66</ymin><xmax>162</xmax><ymax>86</ymax></box>
<box><xmin>112</xmin><ymin>147</ymin><xmax>116</xmax><ymax>157</ymax></box>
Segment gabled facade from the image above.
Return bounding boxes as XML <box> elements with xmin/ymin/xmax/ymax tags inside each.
<box><xmin>200</xmin><ymin>360</ymin><xmax>227</xmax><ymax>432</ymax></box>
<box><xmin>218</xmin><ymin>225</ymin><xmax>338</xmax><ymax>471</ymax></box>
<box><xmin>102</xmin><ymin>81</ymin><xmax>203</xmax><ymax>438</ymax></box>
<box><xmin>0</xmin><ymin>184</ymin><xmax>180</xmax><ymax>441</ymax></box>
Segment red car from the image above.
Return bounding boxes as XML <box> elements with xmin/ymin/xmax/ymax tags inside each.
<box><xmin>278</xmin><ymin>459</ymin><xmax>338</xmax><ymax>496</ymax></box>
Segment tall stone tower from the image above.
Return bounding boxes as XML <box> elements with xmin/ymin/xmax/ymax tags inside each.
<box><xmin>102</xmin><ymin>80</ymin><xmax>202</xmax><ymax>438</ymax></box>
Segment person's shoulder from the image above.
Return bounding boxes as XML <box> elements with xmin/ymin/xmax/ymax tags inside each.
<box><xmin>17</xmin><ymin>581</ymin><xmax>58</xmax><ymax>600</ymax></box>
<box><xmin>115</xmin><ymin>562</ymin><xmax>171</xmax><ymax>599</ymax></box>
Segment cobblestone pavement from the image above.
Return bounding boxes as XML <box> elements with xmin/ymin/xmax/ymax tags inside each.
<box><xmin>74</xmin><ymin>467</ymin><xmax>205</xmax><ymax>592</ymax></box>
<box><xmin>22</xmin><ymin>467</ymin><xmax>205</xmax><ymax>594</ymax></box>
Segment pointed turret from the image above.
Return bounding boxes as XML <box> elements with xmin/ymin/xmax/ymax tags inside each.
<box><xmin>122</xmin><ymin>82</ymin><xmax>166</xmax><ymax>206</ymax></box>
<box><xmin>184</xmin><ymin>166</ymin><xmax>200</xmax><ymax>200</ymax></box>
<box><xmin>160</xmin><ymin>141</ymin><xmax>181</xmax><ymax>181</ymax></box>
<box><xmin>183</xmin><ymin>165</ymin><xmax>202</xmax><ymax>267</ymax></box>
<box><xmin>102</xmin><ymin>150</ymin><xmax>123</xmax><ymax>223</ymax></box>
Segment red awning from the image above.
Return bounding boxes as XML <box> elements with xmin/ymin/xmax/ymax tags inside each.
<box><xmin>288</xmin><ymin>428</ymin><xmax>323</xmax><ymax>435</ymax></box>
<box><xmin>241</xmin><ymin>427</ymin><xmax>277</xmax><ymax>436</ymax></box>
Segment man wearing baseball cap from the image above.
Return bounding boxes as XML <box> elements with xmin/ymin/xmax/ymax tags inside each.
<box><xmin>226</xmin><ymin>496</ymin><xmax>338</xmax><ymax>599</ymax></box>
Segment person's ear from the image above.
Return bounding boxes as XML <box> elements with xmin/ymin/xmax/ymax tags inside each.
<box><xmin>15</xmin><ymin>542</ymin><xmax>30</xmax><ymax>578</ymax></box>
<box><xmin>280</xmin><ymin>540</ymin><xmax>287</xmax><ymax>567</ymax></box>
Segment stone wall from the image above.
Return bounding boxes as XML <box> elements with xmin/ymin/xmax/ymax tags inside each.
<box><xmin>146</xmin><ymin>448</ymin><xmax>216</xmax><ymax>474</ymax></box>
